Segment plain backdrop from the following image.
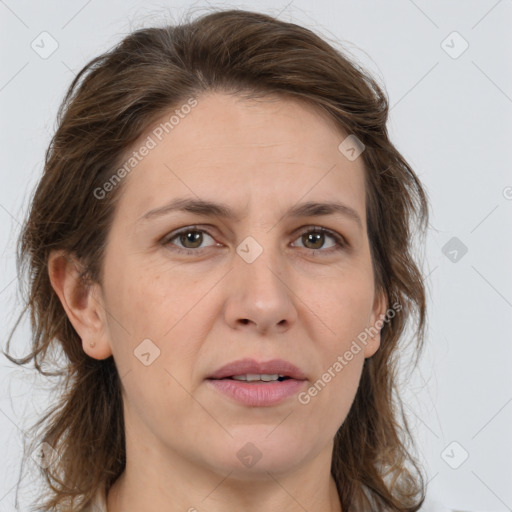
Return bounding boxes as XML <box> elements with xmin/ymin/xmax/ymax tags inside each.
<box><xmin>1</xmin><ymin>1</ymin><xmax>511</xmax><ymax>511</ymax></box>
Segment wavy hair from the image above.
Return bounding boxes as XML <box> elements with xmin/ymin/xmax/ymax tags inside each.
<box><xmin>3</xmin><ymin>8</ymin><xmax>430</xmax><ymax>511</ymax></box>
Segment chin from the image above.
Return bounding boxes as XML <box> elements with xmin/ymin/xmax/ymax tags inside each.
<box><xmin>198</xmin><ymin>433</ymin><xmax>312</xmax><ymax>479</ymax></box>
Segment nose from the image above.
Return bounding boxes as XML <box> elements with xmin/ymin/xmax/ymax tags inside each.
<box><xmin>223</xmin><ymin>241</ymin><xmax>298</xmax><ymax>335</ymax></box>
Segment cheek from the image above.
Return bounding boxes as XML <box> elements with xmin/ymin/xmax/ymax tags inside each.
<box><xmin>313</xmin><ymin>277</ymin><xmax>375</xmax><ymax>347</ymax></box>
<box><xmin>298</xmin><ymin>341</ymin><xmax>365</xmax><ymax>443</ymax></box>
<box><xmin>305</xmin><ymin>275</ymin><xmax>375</xmax><ymax>410</ymax></box>
<box><xmin>122</xmin><ymin>362</ymin><xmax>206</xmax><ymax>446</ymax></box>
<box><xmin>102</xmin><ymin>254</ymin><xmax>212</xmax><ymax>378</ymax></box>
<box><xmin>102</xmin><ymin>263</ymin><xmax>206</xmax><ymax>427</ymax></box>
<box><xmin>303</xmin><ymin>295</ymin><xmax>369</xmax><ymax>431</ymax></box>
<box><xmin>103</xmin><ymin>250</ymin><xmax>183</xmax><ymax>330</ymax></box>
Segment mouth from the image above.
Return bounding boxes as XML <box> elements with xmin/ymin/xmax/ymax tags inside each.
<box><xmin>206</xmin><ymin>358</ymin><xmax>307</xmax><ymax>381</ymax></box>
<box><xmin>215</xmin><ymin>374</ymin><xmax>292</xmax><ymax>382</ymax></box>
<box><xmin>206</xmin><ymin>359</ymin><xmax>307</xmax><ymax>407</ymax></box>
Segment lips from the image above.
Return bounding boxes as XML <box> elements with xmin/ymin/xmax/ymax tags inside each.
<box><xmin>206</xmin><ymin>358</ymin><xmax>308</xmax><ymax>407</ymax></box>
<box><xmin>207</xmin><ymin>358</ymin><xmax>307</xmax><ymax>381</ymax></box>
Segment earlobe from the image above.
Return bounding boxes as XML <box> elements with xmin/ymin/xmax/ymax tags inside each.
<box><xmin>363</xmin><ymin>289</ymin><xmax>388</xmax><ymax>358</ymax></box>
<box><xmin>48</xmin><ymin>250</ymin><xmax>113</xmax><ymax>360</ymax></box>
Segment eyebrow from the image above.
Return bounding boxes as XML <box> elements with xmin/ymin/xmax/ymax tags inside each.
<box><xmin>138</xmin><ymin>197</ymin><xmax>363</xmax><ymax>229</ymax></box>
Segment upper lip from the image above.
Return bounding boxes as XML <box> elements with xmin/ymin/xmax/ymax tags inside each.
<box><xmin>207</xmin><ymin>358</ymin><xmax>307</xmax><ymax>380</ymax></box>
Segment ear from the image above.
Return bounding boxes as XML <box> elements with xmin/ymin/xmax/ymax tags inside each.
<box><xmin>48</xmin><ymin>250</ymin><xmax>113</xmax><ymax>360</ymax></box>
<box><xmin>363</xmin><ymin>288</ymin><xmax>388</xmax><ymax>358</ymax></box>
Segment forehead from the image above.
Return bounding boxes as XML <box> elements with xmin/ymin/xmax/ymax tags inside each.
<box><xmin>113</xmin><ymin>92</ymin><xmax>367</xmax><ymax>223</ymax></box>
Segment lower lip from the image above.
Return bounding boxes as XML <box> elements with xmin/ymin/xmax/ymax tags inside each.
<box><xmin>207</xmin><ymin>378</ymin><xmax>307</xmax><ymax>407</ymax></box>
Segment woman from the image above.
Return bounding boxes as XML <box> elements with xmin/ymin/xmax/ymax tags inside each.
<box><xmin>4</xmin><ymin>8</ymin><xmax>443</xmax><ymax>512</ymax></box>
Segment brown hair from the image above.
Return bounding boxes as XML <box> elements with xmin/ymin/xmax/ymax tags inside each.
<box><xmin>3</xmin><ymin>8</ymin><xmax>429</xmax><ymax>511</ymax></box>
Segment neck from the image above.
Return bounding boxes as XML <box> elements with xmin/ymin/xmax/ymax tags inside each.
<box><xmin>106</xmin><ymin>452</ymin><xmax>342</xmax><ymax>512</ymax></box>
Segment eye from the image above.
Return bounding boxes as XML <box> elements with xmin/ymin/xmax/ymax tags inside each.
<box><xmin>162</xmin><ymin>226</ymin><xmax>217</xmax><ymax>255</ymax></box>
<box><xmin>161</xmin><ymin>225</ymin><xmax>347</xmax><ymax>256</ymax></box>
<box><xmin>291</xmin><ymin>227</ymin><xmax>346</xmax><ymax>254</ymax></box>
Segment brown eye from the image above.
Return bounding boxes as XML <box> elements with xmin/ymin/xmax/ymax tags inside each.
<box><xmin>162</xmin><ymin>225</ymin><xmax>346</xmax><ymax>256</ymax></box>
<box><xmin>302</xmin><ymin>231</ymin><xmax>325</xmax><ymax>250</ymax></box>
<box><xmin>178</xmin><ymin>230</ymin><xmax>204</xmax><ymax>249</ymax></box>
<box><xmin>163</xmin><ymin>227</ymin><xmax>216</xmax><ymax>253</ymax></box>
<box><xmin>292</xmin><ymin>227</ymin><xmax>346</xmax><ymax>253</ymax></box>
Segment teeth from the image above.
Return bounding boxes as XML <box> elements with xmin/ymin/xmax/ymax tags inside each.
<box><xmin>231</xmin><ymin>374</ymin><xmax>285</xmax><ymax>382</ymax></box>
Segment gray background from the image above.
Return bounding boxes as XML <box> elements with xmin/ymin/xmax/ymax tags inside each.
<box><xmin>1</xmin><ymin>1</ymin><xmax>511</xmax><ymax>510</ymax></box>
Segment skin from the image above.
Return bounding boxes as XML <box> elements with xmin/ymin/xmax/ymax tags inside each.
<box><xmin>49</xmin><ymin>92</ymin><xmax>387</xmax><ymax>512</ymax></box>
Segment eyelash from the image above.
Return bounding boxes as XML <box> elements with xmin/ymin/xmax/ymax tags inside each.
<box><xmin>161</xmin><ymin>225</ymin><xmax>347</xmax><ymax>256</ymax></box>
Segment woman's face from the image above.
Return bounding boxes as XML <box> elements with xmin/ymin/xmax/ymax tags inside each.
<box><xmin>91</xmin><ymin>92</ymin><xmax>386</xmax><ymax>478</ymax></box>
